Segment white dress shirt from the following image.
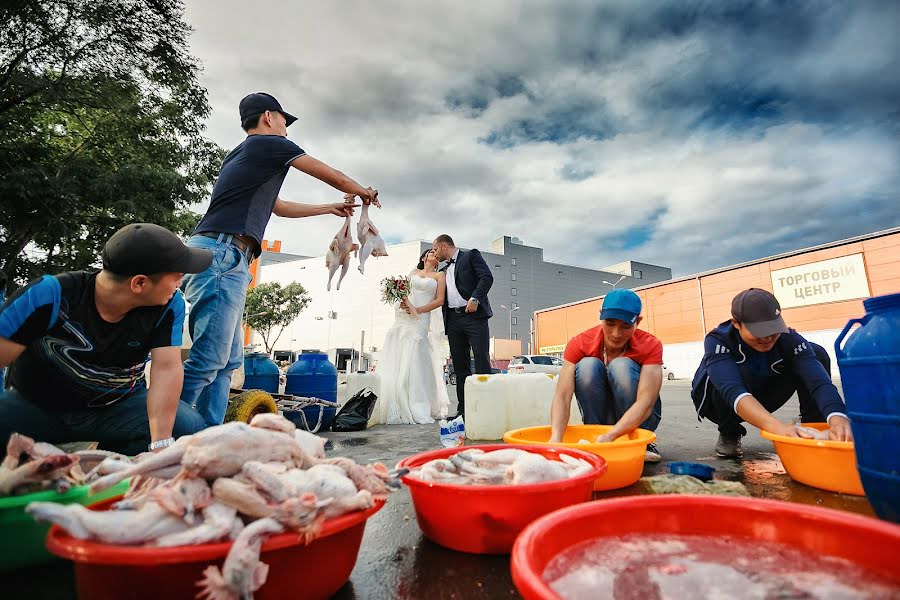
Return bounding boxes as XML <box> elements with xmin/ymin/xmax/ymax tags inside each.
<box><xmin>445</xmin><ymin>249</ymin><xmax>467</xmax><ymax>308</ymax></box>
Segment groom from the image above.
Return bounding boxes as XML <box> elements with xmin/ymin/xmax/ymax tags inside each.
<box><xmin>433</xmin><ymin>234</ymin><xmax>494</xmax><ymax>419</ymax></box>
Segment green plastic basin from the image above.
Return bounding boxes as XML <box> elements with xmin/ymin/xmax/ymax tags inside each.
<box><xmin>0</xmin><ymin>479</ymin><xmax>130</xmax><ymax>570</ymax></box>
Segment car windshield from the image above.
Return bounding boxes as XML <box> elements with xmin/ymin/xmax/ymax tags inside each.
<box><xmin>530</xmin><ymin>356</ymin><xmax>554</xmax><ymax>365</ymax></box>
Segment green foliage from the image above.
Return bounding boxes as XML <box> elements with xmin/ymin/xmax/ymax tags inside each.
<box><xmin>0</xmin><ymin>0</ymin><xmax>224</xmax><ymax>289</ymax></box>
<box><xmin>244</xmin><ymin>282</ymin><xmax>311</xmax><ymax>354</ymax></box>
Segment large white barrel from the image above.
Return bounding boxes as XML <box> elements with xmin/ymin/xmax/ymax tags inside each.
<box><xmin>465</xmin><ymin>373</ymin><xmax>582</xmax><ymax>440</ymax></box>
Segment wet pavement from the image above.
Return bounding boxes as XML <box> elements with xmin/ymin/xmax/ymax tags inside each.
<box><xmin>8</xmin><ymin>380</ymin><xmax>875</xmax><ymax>599</ymax></box>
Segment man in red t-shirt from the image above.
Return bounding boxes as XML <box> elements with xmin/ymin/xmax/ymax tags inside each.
<box><xmin>549</xmin><ymin>289</ymin><xmax>664</xmax><ymax>462</ymax></box>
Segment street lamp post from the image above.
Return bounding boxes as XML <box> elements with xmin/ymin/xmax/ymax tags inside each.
<box><xmin>500</xmin><ymin>304</ymin><xmax>520</xmax><ymax>340</ymax></box>
<box><xmin>602</xmin><ymin>275</ymin><xmax>626</xmax><ymax>289</ymax></box>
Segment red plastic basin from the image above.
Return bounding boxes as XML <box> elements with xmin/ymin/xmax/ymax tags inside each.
<box><xmin>511</xmin><ymin>495</ymin><xmax>900</xmax><ymax>600</ymax></box>
<box><xmin>46</xmin><ymin>495</ymin><xmax>384</xmax><ymax>600</ymax></box>
<box><xmin>397</xmin><ymin>444</ymin><xmax>606</xmax><ymax>554</ymax></box>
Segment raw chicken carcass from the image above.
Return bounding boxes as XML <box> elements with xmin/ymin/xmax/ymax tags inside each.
<box><xmin>504</xmin><ymin>453</ymin><xmax>570</xmax><ymax>485</ymax></box>
<box><xmin>212</xmin><ymin>477</ymin><xmax>275</xmax><ymax>519</ymax></box>
<box><xmin>0</xmin><ymin>454</ymin><xmax>79</xmax><ymax>496</ymax></box>
<box><xmin>91</xmin><ymin>422</ymin><xmax>310</xmax><ymax>493</ymax></box>
<box><xmin>197</xmin><ymin>495</ymin><xmax>327</xmax><ymax>600</ymax></box>
<box><xmin>154</xmin><ymin>503</ymin><xmax>240</xmax><ymax>547</ymax></box>
<box><xmin>151</xmin><ymin>478</ymin><xmax>213</xmax><ymax>524</ymax></box>
<box><xmin>355</xmin><ymin>202</ymin><xmax>387</xmax><ymax>274</ymax></box>
<box><xmin>26</xmin><ymin>500</ymin><xmax>190</xmax><ymax>544</ymax></box>
<box><xmin>89</xmin><ymin>435</ymin><xmax>192</xmax><ymax>493</ymax></box>
<box><xmin>197</xmin><ymin>517</ymin><xmax>285</xmax><ymax>600</ymax></box>
<box><xmin>294</xmin><ymin>429</ymin><xmax>327</xmax><ymax>462</ymax></box>
<box><xmin>325</xmin><ymin>215</ymin><xmax>358</xmax><ymax>291</ymax></box>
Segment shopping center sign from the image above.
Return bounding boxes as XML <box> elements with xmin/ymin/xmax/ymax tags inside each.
<box><xmin>770</xmin><ymin>253</ymin><xmax>870</xmax><ymax>309</ymax></box>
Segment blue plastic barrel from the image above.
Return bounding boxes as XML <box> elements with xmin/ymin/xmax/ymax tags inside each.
<box><xmin>242</xmin><ymin>352</ymin><xmax>280</xmax><ymax>393</ymax></box>
<box><xmin>835</xmin><ymin>292</ymin><xmax>900</xmax><ymax>523</ymax></box>
<box><xmin>284</xmin><ymin>353</ymin><xmax>338</xmax><ymax>431</ymax></box>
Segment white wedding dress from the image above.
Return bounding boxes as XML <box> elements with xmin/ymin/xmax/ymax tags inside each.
<box><xmin>374</xmin><ymin>275</ymin><xmax>451</xmax><ymax>424</ymax></box>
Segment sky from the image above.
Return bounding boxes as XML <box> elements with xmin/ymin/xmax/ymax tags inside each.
<box><xmin>183</xmin><ymin>0</ymin><xmax>900</xmax><ymax>277</ymax></box>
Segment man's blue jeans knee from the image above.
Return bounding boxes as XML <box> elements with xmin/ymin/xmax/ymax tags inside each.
<box><xmin>574</xmin><ymin>357</ymin><xmax>661</xmax><ymax>431</ymax></box>
<box><xmin>180</xmin><ymin>235</ymin><xmax>252</xmax><ymax>426</ymax></box>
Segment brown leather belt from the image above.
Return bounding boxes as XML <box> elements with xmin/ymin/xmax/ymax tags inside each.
<box><xmin>197</xmin><ymin>232</ymin><xmax>258</xmax><ymax>258</ymax></box>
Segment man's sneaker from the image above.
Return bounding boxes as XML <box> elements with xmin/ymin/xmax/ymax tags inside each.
<box><xmin>644</xmin><ymin>442</ymin><xmax>662</xmax><ymax>463</ymax></box>
<box><xmin>715</xmin><ymin>432</ymin><xmax>743</xmax><ymax>458</ymax></box>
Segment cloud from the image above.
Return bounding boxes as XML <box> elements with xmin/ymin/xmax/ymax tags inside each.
<box><xmin>184</xmin><ymin>0</ymin><xmax>900</xmax><ymax>276</ymax></box>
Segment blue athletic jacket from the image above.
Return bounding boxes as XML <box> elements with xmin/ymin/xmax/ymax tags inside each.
<box><xmin>691</xmin><ymin>321</ymin><xmax>846</xmax><ymax>421</ymax></box>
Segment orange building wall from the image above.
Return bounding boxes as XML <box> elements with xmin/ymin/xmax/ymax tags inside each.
<box><xmin>244</xmin><ymin>240</ymin><xmax>282</xmax><ymax>345</ymax></box>
<box><xmin>535</xmin><ymin>232</ymin><xmax>900</xmax><ymax>353</ymax></box>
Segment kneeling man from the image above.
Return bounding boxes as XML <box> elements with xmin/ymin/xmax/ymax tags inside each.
<box><xmin>0</xmin><ymin>224</ymin><xmax>212</xmax><ymax>456</ymax></box>
<box><xmin>549</xmin><ymin>289</ymin><xmax>663</xmax><ymax>462</ymax></box>
<box><xmin>691</xmin><ymin>288</ymin><xmax>851</xmax><ymax>459</ymax></box>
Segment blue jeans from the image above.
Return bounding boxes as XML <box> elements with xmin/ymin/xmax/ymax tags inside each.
<box><xmin>180</xmin><ymin>234</ymin><xmax>252</xmax><ymax>426</ymax></box>
<box><xmin>0</xmin><ymin>388</ymin><xmax>206</xmax><ymax>457</ymax></box>
<box><xmin>573</xmin><ymin>357</ymin><xmax>662</xmax><ymax>432</ymax></box>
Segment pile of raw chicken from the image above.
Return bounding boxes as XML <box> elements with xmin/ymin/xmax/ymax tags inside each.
<box><xmin>24</xmin><ymin>414</ymin><xmax>403</xmax><ymax>600</ymax></box>
<box><xmin>407</xmin><ymin>448</ymin><xmax>596</xmax><ymax>485</ymax></box>
<box><xmin>1</xmin><ymin>433</ymin><xmax>130</xmax><ymax>496</ymax></box>
<box><xmin>325</xmin><ymin>193</ymin><xmax>388</xmax><ymax>291</ymax></box>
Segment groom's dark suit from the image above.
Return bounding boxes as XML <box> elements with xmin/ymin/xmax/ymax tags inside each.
<box><xmin>440</xmin><ymin>248</ymin><xmax>493</xmax><ymax>418</ymax></box>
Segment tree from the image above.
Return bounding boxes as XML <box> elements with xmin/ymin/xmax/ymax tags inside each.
<box><xmin>244</xmin><ymin>282</ymin><xmax>311</xmax><ymax>354</ymax></box>
<box><xmin>0</xmin><ymin>0</ymin><xmax>223</xmax><ymax>289</ymax></box>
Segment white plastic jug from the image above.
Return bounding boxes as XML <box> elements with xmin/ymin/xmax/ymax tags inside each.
<box><xmin>464</xmin><ymin>374</ymin><xmax>509</xmax><ymax>440</ymax></box>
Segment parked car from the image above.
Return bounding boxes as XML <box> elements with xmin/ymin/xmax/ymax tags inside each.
<box><xmin>662</xmin><ymin>364</ymin><xmax>676</xmax><ymax>380</ymax></box>
<box><xmin>446</xmin><ymin>360</ymin><xmax>500</xmax><ymax>385</ymax></box>
<box><xmin>507</xmin><ymin>355</ymin><xmax>564</xmax><ymax>375</ymax></box>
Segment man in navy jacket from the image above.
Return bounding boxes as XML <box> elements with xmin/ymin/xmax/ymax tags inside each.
<box><xmin>691</xmin><ymin>288</ymin><xmax>852</xmax><ymax>458</ymax></box>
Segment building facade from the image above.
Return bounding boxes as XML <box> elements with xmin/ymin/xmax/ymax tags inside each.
<box><xmin>252</xmin><ymin>236</ymin><xmax>671</xmax><ymax>364</ymax></box>
<box><xmin>534</xmin><ymin>228</ymin><xmax>900</xmax><ymax>381</ymax></box>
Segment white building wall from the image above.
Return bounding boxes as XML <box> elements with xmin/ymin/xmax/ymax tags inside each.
<box><xmin>252</xmin><ymin>241</ymin><xmax>428</xmax><ymax>357</ymax></box>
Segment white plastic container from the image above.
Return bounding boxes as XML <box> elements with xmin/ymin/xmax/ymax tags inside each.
<box><xmin>464</xmin><ymin>373</ymin><xmax>582</xmax><ymax>440</ymax></box>
<box><xmin>464</xmin><ymin>375</ymin><xmax>510</xmax><ymax>440</ymax></box>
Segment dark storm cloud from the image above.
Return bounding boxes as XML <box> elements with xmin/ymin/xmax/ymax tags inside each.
<box><xmin>185</xmin><ymin>0</ymin><xmax>900</xmax><ymax>276</ymax></box>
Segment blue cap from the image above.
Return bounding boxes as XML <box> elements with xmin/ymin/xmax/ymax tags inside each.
<box><xmin>600</xmin><ymin>289</ymin><xmax>642</xmax><ymax>325</ymax></box>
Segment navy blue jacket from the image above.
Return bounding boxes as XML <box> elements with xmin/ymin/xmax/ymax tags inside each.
<box><xmin>440</xmin><ymin>248</ymin><xmax>493</xmax><ymax>327</ymax></box>
<box><xmin>691</xmin><ymin>321</ymin><xmax>845</xmax><ymax>420</ymax></box>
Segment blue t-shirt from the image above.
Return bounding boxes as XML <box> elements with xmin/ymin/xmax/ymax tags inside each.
<box><xmin>0</xmin><ymin>272</ymin><xmax>184</xmax><ymax>409</ymax></box>
<box><xmin>195</xmin><ymin>134</ymin><xmax>306</xmax><ymax>249</ymax></box>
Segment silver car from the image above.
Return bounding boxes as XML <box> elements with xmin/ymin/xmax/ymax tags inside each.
<box><xmin>507</xmin><ymin>355</ymin><xmax>564</xmax><ymax>375</ymax></box>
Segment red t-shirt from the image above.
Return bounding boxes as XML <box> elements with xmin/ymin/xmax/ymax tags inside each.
<box><xmin>563</xmin><ymin>325</ymin><xmax>663</xmax><ymax>366</ymax></box>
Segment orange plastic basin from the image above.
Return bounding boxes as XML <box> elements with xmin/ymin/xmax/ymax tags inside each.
<box><xmin>46</xmin><ymin>495</ymin><xmax>384</xmax><ymax>600</ymax></box>
<box><xmin>504</xmin><ymin>425</ymin><xmax>655</xmax><ymax>491</ymax></box>
<box><xmin>397</xmin><ymin>444</ymin><xmax>606</xmax><ymax>554</ymax></box>
<box><xmin>511</xmin><ymin>495</ymin><xmax>900</xmax><ymax>600</ymax></box>
<box><xmin>761</xmin><ymin>422</ymin><xmax>864</xmax><ymax>496</ymax></box>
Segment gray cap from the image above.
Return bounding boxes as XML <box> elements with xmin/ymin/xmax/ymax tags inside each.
<box><xmin>731</xmin><ymin>288</ymin><xmax>789</xmax><ymax>338</ymax></box>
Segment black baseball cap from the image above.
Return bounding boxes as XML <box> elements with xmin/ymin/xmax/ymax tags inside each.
<box><xmin>102</xmin><ymin>223</ymin><xmax>213</xmax><ymax>276</ymax></box>
<box><xmin>239</xmin><ymin>92</ymin><xmax>297</xmax><ymax>126</ymax></box>
<box><xmin>731</xmin><ymin>288</ymin><xmax>789</xmax><ymax>338</ymax></box>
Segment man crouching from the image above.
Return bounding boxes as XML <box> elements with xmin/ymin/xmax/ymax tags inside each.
<box><xmin>0</xmin><ymin>224</ymin><xmax>211</xmax><ymax>456</ymax></box>
<box><xmin>549</xmin><ymin>289</ymin><xmax>664</xmax><ymax>462</ymax></box>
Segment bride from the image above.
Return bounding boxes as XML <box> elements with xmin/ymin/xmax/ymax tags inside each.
<box><xmin>374</xmin><ymin>249</ymin><xmax>451</xmax><ymax>424</ymax></box>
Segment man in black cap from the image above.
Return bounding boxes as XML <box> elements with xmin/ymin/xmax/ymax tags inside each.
<box><xmin>0</xmin><ymin>223</ymin><xmax>211</xmax><ymax>456</ymax></box>
<box><xmin>181</xmin><ymin>91</ymin><xmax>380</xmax><ymax>426</ymax></box>
<box><xmin>691</xmin><ymin>288</ymin><xmax>852</xmax><ymax>458</ymax></box>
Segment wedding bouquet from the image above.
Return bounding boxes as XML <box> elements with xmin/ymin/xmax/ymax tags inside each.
<box><xmin>380</xmin><ymin>275</ymin><xmax>411</xmax><ymax>305</ymax></box>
